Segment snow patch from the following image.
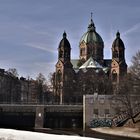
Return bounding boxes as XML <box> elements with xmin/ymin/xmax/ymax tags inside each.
<box><xmin>0</xmin><ymin>129</ymin><xmax>102</xmax><ymax>140</ymax></box>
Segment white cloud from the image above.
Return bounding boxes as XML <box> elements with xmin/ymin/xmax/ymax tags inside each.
<box><xmin>123</xmin><ymin>23</ymin><xmax>140</xmax><ymax>36</ymax></box>
<box><xmin>25</xmin><ymin>43</ymin><xmax>57</xmax><ymax>54</ymax></box>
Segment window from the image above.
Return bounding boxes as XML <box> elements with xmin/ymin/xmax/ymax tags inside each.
<box><xmin>105</xmin><ymin>109</ymin><xmax>109</xmax><ymax>114</ymax></box>
<box><xmin>65</xmin><ymin>51</ymin><xmax>70</xmax><ymax>58</ymax></box>
<box><xmin>94</xmin><ymin>109</ymin><xmax>98</xmax><ymax>115</ymax></box>
<box><xmin>112</xmin><ymin>70</ymin><xmax>117</xmax><ymax>82</ymax></box>
<box><xmin>65</xmin><ymin>75</ymin><xmax>68</xmax><ymax>81</ymax></box>
<box><xmin>57</xmin><ymin>70</ymin><xmax>62</xmax><ymax>82</ymax></box>
<box><xmin>59</xmin><ymin>50</ymin><xmax>63</xmax><ymax>58</ymax></box>
<box><xmin>80</xmin><ymin>48</ymin><xmax>85</xmax><ymax>56</ymax></box>
<box><xmin>113</xmin><ymin>50</ymin><xmax>118</xmax><ymax>58</ymax></box>
<box><xmin>119</xmin><ymin>52</ymin><xmax>123</xmax><ymax>59</ymax></box>
<box><xmin>89</xmin><ymin>98</ymin><xmax>93</xmax><ymax>104</ymax></box>
<box><xmin>100</xmin><ymin>98</ymin><xmax>105</xmax><ymax>104</ymax></box>
<box><xmin>89</xmin><ymin>62</ymin><xmax>93</xmax><ymax>65</ymax></box>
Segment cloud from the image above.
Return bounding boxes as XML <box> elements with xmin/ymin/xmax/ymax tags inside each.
<box><xmin>123</xmin><ymin>23</ymin><xmax>140</xmax><ymax>36</ymax></box>
<box><xmin>25</xmin><ymin>43</ymin><xmax>57</xmax><ymax>54</ymax></box>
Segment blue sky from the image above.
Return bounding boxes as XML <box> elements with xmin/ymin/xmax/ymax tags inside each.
<box><xmin>0</xmin><ymin>0</ymin><xmax>140</xmax><ymax>79</ymax></box>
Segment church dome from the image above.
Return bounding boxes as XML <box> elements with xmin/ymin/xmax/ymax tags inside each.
<box><xmin>80</xmin><ymin>19</ymin><xmax>103</xmax><ymax>44</ymax></box>
<box><xmin>59</xmin><ymin>31</ymin><xmax>71</xmax><ymax>49</ymax></box>
<box><xmin>112</xmin><ymin>31</ymin><xmax>125</xmax><ymax>49</ymax></box>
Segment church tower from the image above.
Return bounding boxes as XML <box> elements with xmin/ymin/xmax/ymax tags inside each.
<box><xmin>55</xmin><ymin>32</ymin><xmax>74</xmax><ymax>104</ymax></box>
<box><xmin>79</xmin><ymin>14</ymin><xmax>104</xmax><ymax>64</ymax></box>
<box><xmin>111</xmin><ymin>31</ymin><xmax>127</xmax><ymax>84</ymax></box>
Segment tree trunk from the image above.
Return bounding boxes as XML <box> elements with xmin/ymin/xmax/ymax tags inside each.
<box><xmin>131</xmin><ymin>116</ymin><xmax>136</xmax><ymax>124</ymax></box>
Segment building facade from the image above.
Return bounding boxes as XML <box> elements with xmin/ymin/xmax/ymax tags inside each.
<box><xmin>0</xmin><ymin>69</ymin><xmax>49</xmax><ymax>104</ymax></box>
<box><xmin>54</xmin><ymin>16</ymin><xmax>127</xmax><ymax>104</ymax></box>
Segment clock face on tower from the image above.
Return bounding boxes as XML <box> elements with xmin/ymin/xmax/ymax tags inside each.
<box><xmin>112</xmin><ymin>60</ymin><xmax>118</xmax><ymax>68</ymax></box>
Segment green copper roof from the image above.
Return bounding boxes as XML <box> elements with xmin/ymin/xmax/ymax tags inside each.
<box><xmin>112</xmin><ymin>31</ymin><xmax>125</xmax><ymax>49</ymax></box>
<box><xmin>79</xmin><ymin>57</ymin><xmax>103</xmax><ymax>69</ymax></box>
<box><xmin>80</xmin><ymin>18</ymin><xmax>103</xmax><ymax>44</ymax></box>
<box><xmin>80</xmin><ymin>31</ymin><xmax>103</xmax><ymax>44</ymax></box>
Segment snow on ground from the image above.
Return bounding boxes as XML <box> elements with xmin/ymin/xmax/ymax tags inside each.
<box><xmin>92</xmin><ymin>127</ymin><xmax>140</xmax><ymax>139</ymax></box>
<box><xmin>0</xmin><ymin>129</ymin><xmax>102</xmax><ymax>140</ymax></box>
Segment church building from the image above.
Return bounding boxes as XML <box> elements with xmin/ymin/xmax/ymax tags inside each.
<box><xmin>54</xmin><ymin>15</ymin><xmax>127</xmax><ymax>104</ymax></box>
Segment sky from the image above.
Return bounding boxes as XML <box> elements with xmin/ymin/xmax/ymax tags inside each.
<box><xmin>0</xmin><ymin>0</ymin><xmax>140</xmax><ymax>79</ymax></box>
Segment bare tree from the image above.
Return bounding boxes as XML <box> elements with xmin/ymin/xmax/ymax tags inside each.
<box><xmin>36</xmin><ymin>73</ymin><xmax>46</xmax><ymax>85</ymax></box>
<box><xmin>36</xmin><ymin>73</ymin><xmax>46</xmax><ymax>104</ymax></box>
<box><xmin>7</xmin><ymin>68</ymin><xmax>19</xmax><ymax>77</ymax></box>
<box><xmin>47</xmin><ymin>73</ymin><xmax>54</xmax><ymax>90</ymax></box>
<box><xmin>114</xmin><ymin>51</ymin><xmax>140</xmax><ymax>124</ymax></box>
<box><xmin>114</xmin><ymin>75</ymin><xmax>137</xmax><ymax>123</ymax></box>
<box><xmin>129</xmin><ymin>50</ymin><xmax>140</xmax><ymax>94</ymax></box>
<box><xmin>36</xmin><ymin>73</ymin><xmax>54</xmax><ymax>104</ymax></box>
<box><xmin>78</xmin><ymin>69</ymin><xmax>113</xmax><ymax>95</ymax></box>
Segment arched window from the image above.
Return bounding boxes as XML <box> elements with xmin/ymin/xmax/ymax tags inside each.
<box><xmin>113</xmin><ymin>50</ymin><xmax>118</xmax><ymax>58</ymax></box>
<box><xmin>65</xmin><ymin>74</ymin><xmax>68</xmax><ymax>81</ymax></box>
<box><xmin>59</xmin><ymin>49</ymin><xmax>63</xmax><ymax>58</ymax></box>
<box><xmin>119</xmin><ymin>51</ymin><xmax>123</xmax><ymax>59</ymax></box>
<box><xmin>57</xmin><ymin>70</ymin><xmax>62</xmax><ymax>83</ymax></box>
<box><xmin>112</xmin><ymin>70</ymin><xmax>117</xmax><ymax>82</ymax></box>
<box><xmin>80</xmin><ymin>48</ymin><xmax>85</xmax><ymax>56</ymax></box>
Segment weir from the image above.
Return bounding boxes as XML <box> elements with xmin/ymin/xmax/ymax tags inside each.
<box><xmin>0</xmin><ymin>104</ymin><xmax>83</xmax><ymax>129</ymax></box>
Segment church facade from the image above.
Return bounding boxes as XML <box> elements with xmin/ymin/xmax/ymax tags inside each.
<box><xmin>54</xmin><ymin>16</ymin><xmax>127</xmax><ymax>104</ymax></box>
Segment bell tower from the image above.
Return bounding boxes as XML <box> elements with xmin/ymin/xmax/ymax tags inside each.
<box><xmin>111</xmin><ymin>31</ymin><xmax>127</xmax><ymax>84</ymax></box>
<box><xmin>58</xmin><ymin>31</ymin><xmax>71</xmax><ymax>62</ymax></box>
<box><xmin>55</xmin><ymin>32</ymin><xmax>74</xmax><ymax>104</ymax></box>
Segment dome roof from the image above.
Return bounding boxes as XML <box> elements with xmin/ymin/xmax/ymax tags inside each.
<box><xmin>80</xmin><ymin>19</ymin><xmax>103</xmax><ymax>44</ymax></box>
<box><xmin>112</xmin><ymin>31</ymin><xmax>125</xmax><ymax>49</ymax></box>
<box><xmin>59</xmin><ymin>31</ymin><xmax>71</xmax><ymax>49</ymax></box>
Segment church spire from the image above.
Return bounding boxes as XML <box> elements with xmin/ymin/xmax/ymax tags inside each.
<box><xmin>90</xmin><ymin>12</ymin><xmax>93</xmax><ymax>23</ymax></box>
<box><xmin>63</xmin><ymin>31</ymin><xmax>67</xmax><ymax>38</ymax></box>
<box><xmin>88</xmin><ymin>12</ymin><xmax>95</xmax><ymax>31</ymax></box>
<box><xmin>58</xmin><ymin>32</ymin><xmax>71</xmax><ymax>62</ymax></box>
<box><xmin>112</xmin><ymin>31</ymin><xmax>125</xmax><ymax>62</ymax></box>
<box><xmin>116</xmin><ymin>30</ymin><xmax>120</xmax><ymax>38</ymax></box>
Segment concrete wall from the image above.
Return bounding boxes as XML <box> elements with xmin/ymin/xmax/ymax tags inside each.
<box><xmin>35</xmin><ymin>106</ymin><xmax>44</xmax><ymax>128</ymax></box>
<box><xmin>84</xmin><ymin>94</ymin><xmax>115</xmax><ymax>128</ymax></box>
